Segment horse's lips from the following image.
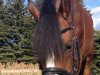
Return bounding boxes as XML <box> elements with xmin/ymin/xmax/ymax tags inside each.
<box><xmin>46</xmin><ymin>52</ymin><xmax>55</xmax><ymax>68</ymax></box>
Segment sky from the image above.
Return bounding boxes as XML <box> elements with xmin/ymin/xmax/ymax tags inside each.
<box><xmin>84</xmin><ymin>0</ymin><xmax>100</xmax><ymax>30</ymax></box>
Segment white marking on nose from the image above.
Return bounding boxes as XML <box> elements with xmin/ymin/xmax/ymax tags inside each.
<box><xmin>46</xmin><ymin>52</ymin><xmax>55</xmax><ymax>68</ymax></box>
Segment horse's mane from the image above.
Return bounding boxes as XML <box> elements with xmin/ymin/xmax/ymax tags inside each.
<box><xmin>33</xmin><ymin>0</ymin><xmax>65</xmax><ymax>69</ymax></box>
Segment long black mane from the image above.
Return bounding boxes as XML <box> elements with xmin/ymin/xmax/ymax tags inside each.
<box><xmin>33</xmin><ymin>0</ymin><xmax>64</xmax><ymax>69</ymax></box>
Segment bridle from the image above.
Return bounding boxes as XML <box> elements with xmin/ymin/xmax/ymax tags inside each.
<box><xmin>59</xmin><ymin>0</ymin><xmax>80</xmax><ymax>74</ymax></box>
<box><xmin>61</xmin><ymin>19</ymin><xmax>80</xmax><ymax>75</ymax></box>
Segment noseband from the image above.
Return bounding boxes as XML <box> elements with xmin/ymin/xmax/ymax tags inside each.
<box><xmin>43</xmin><ymin>68</ymin><xmax>71</xmax><ymax>75</ymax></box>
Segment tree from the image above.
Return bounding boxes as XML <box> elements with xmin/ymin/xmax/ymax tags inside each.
<box><xmin>0</xmin><ymin>0</ymin><xmax>3</xmax><ymax>5</ymax></box>
<box><xmin>92</xmin><ymin>31</ymin><xmax>100</xmax><ymax>75</ymax></box>
<box><xmin>0</xmin><ymin>0</ymin><xmax>37</xmax><ymax>63</ymax></box>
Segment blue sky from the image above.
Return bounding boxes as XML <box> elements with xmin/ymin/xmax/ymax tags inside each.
<box><xmin>84</xmin><ymin>0</ymin><xmax>100</xmax><ymax>8</ymax></box>
<box><xmin>84</xmin><ymin>0</ymin><xmax>100</xmax><ymax>30</ymax></box>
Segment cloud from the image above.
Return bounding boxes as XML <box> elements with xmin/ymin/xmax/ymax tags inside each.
<box><xmin>91</xmin><ymin>7</ymin><xmax>100</xmax><ymax>30</ymax></box>
<box><xmin>91</xmin><ymin>7</ymin><xmax>100</xmax><ymax>14</ymax></box>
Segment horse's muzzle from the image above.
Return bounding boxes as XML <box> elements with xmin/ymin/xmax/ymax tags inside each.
<box><xmin>42</xmin><ymin>68</ymin><xmax>71</xmax><ymax>75</ymax></box>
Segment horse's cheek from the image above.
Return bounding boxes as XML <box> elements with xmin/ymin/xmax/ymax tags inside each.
<box><xmin>61</xmin><ymin>31</ymin><xmax>73</xmax><ymax>43</ymax></box>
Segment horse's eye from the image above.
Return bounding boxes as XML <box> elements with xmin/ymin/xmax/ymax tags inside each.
<box><xmin>64</xmin><ymin>43</ymin><xmax>72</xmax><ymax>51</ymax></box>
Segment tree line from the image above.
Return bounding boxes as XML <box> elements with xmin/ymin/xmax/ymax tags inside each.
<box><xmin>0</xmin><ymin>0</ymin><xmax>37</xmax><ymax>63</ymax></box>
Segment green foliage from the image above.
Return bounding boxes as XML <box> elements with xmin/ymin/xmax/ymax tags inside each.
<box><xmin>0</xmin><ymin>0</ymin><xmax>37</xmax><ymax>63</ymax></box>
<box><xmin>0</xmin><ymin>0</ymin><xmax>3</xmax><ymax>5</ymax></box>
<box><xmin>92</xmin><ymin>31</ymin><xmax>100</xmax><ymax>74</ymax></box>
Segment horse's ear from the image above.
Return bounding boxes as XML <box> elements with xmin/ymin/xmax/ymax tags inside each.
<box><xmin>28</xmin><ymin>1</ymin><xmax>40</xmax><ymax>22</ymax></box>
<box><xmin>55</xmin><ymin>0</ymin><xmax>61</xmax><ymax>12</ymax></box>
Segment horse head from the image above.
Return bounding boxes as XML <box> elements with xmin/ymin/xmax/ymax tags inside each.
<box><xmin>28</xmin><ymin>0</ymin><xmax>94</xmax><ymax>75</ymax></box>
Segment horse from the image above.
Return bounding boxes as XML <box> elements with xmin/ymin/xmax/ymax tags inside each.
<box><xmin>28</xmin><ymin>0</ymin><xmax>94</xmax><ymax>75</ymax></box>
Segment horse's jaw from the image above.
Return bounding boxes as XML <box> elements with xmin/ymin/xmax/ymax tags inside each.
<box><xmin>46</xmin><ymin>52</ymin><xmax>55</xmax><ymax>68</ymax></box>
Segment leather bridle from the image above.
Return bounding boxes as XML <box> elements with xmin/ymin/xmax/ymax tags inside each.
<box><xmin>60</xmin><ymin>0</ymin><xmax>80</xmax><ymax>74</ymax></box>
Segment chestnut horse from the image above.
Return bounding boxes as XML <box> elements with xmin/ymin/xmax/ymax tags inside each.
<box><xmin>28</xmin><ymin>0</ymin><xmax>94</xmax><ymax>75</ymax></box>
